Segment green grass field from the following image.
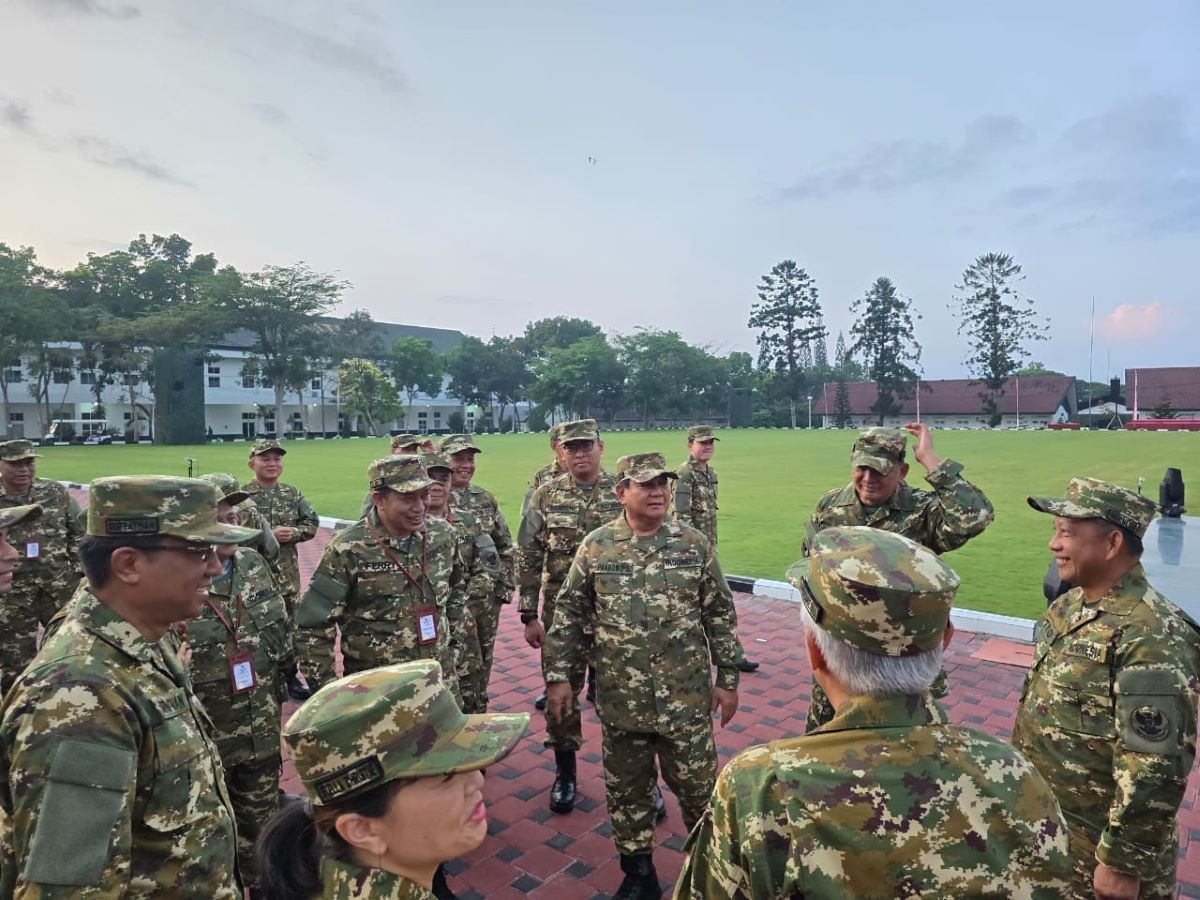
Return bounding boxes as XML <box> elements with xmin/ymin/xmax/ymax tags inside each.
<box><xmin>36</xmin><ymin>430</ymin><xmax>1199</xmax><ymax>620</ymax></box>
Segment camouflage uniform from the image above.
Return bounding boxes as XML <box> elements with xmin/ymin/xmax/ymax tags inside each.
<box><xmin>518</xmin><ymin>428</ymin><xmax>622</xmax><ymax>750</ymax></box>
<box><xmin>0</xmin><ymin>440</ymin><xmax>84</xmax><ymax>694</ymax></box>
<box><xmin>185</xmin><ymin>533</ymin><xmax>291</xmax><ymax>885</ymax></box>
<box><xmin>676</xmin><ymin>526</ymin><xmax>1072</xmax><ymax>899</ymax></box>
<box><xmin>672</xmin><ymin>426</ymin><xmax>719</xmax><ymax>546</ymax></box>
<box><xmin>520</xmin><ymin>423</ymin><xmax>565</xmax><ymax>517</ymax></box>
<box><xmin>283</xmin><ymin>661</ymin><xmax>528</xmax><ymax>900</ymax></box>
<box><xmin>442</xmin><ymin>433</ymin><xmax>516</xmax><ymax>609</ymax></box>
<box><xmin>801</xmin><ymin>427</ymin><xmax>994</xmax><ymax>730</ymax></box>
<box><xmin>544</xmin><ymin>453</ymin><xmax>743</xmax><ymax>856</ymax></box>
<box><xmin>295</xmin><ymin>456</ymin><xmax>467</xmax><ymax>703</ymax></box>
<box><xmin>0</xmin><ymin>475</ymin><xmax>256</xmax><ymax>898</ymax></box>
<box><xmin>240</xmin><ymin>439</ymin><xmax>319</xmax><ymax>607</ymax></box>
<box><xmin>1014</xmin><ymin>477</ymin><xmax>1200</xmax><ymax>898</ymax></box>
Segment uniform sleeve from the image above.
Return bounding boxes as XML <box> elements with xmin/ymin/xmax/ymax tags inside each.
<box><xmin>293</xmin><ymin>543</ymin><xmax>351</xmax><ymax>689</ymax></box>
<box><xmin>1098</xmin><ymin>636</ymin><xmax>1200</xmax><ymax>873</ymax></box>
<box><xmin>673</xmin><ymin>468</ymin><xmax>694</xmax><ymax>527</ymax></box>
<box><xmin>241</xmin><ymin>505</ymin><xmax>280</xmax><ymax>562</ymax></box>
<box><xmin>64</xmin><ymin>492</ymin><xmax>84</xmax><ymax>575</ymax></box>
<box><xmin>463</xmin><ymin>531</ymin><xmax>499</xmax><ymax>604</ymax></box>
<box><xmin>443</xmin><ymin>535</ymin><xmax>470</xmax><ymax>678</ymax></box>
<box><xmin>292</xmin><ymin>493</ymin><xmax>320</xmax><ymax>543</ymax></box>
<box><xmin>800</xmin><ymin>492</ymin><xmax>834</xmax><ymax>559</ymax></box>
<box><xmin>917</xmin><ymin>459</ymin><xmax>994</xmax><ymax>553</ymax></box>
<box><xmin>515</xmin><ymin>487</ymin><xmax>549</xmax><ymax>615</ymax></box>
<box><xmin>542</xmin><ymin>544</ymin><xmax>595</xmax><ymax>684</ymax></box>
<box><xmin>700</xmin><ymin>548</ymin><xmax>741</xmax><ymax>691</ymax></box>
<box><xmin>1</xmin><ymin>675</ymin><xmax>140</xmax><ymax>897</ymax></box>
<box><xmin>489</xmin><ymin>501</ymin><xmax>515</xmax><ymax>600</ymax></box>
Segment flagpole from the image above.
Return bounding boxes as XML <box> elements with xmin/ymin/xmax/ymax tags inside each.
<box><xmin>1088</xmin><ymin>295</ymin><xmax>1095</xmax><ymax>428</ymax></box>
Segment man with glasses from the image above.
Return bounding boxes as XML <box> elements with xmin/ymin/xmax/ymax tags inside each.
<box><xmin>0</xmin><ymin>439</ymin><xmax>84</xmax><ymax>694</ymax></box>
<box><xmin>0</xmin><ymin>475</ymin><xmax>255</xmax><ymax>897</ymax></box>
<box><xmin>517</xmin><ymin>418</ymin><xmax>622</xmax><ymax>814</ymax></box>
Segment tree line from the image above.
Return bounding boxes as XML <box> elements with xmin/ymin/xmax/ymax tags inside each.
<box><xmin>2</xmin><ymin>233</ymin><xmax>1055</xmax><ymax>439</ymax></box>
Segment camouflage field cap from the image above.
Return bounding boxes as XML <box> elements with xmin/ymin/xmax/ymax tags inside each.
<box><xmin>559</xmin><ymin>419</ymin><xmax>599</xmax><ymax>443</ymax></box>
<box><xmin>0</xmin><ymin>440</ymin><xmax>42</xmax><ymax>462</ymax></box>
<box><xmin>1027</xmin><ymin>476</ymin><xmax>1158</xmax><ymax>539</ymax></box>
<box><xmin>86</xmin><ymin>476</ymin><xmax>260</xmax><ymax>543</ymax></box>
<box><xmin>850</xmin><ymin>427</ymin><xmax>907</xmax><ymax>474</ymax></box>
<box><xmin>548</xmin><ymin>422</ymin><xmax>564</xmax><ymax>443</ymax></box>
<box><xmin>199</xmin><ymin>472</ymin><xmax>252</xmax><ymax>507</ymax></box>
<box><xmin>0</xmin><ymin>504</ymin><xmax>42</xmax><ymax>531</ymax></box>
<box><xmin>390</xmin><ymin>433</ymin><xmax>420</xmax><ymax>452</ymax></box>
<box><xmin>368</xmin><ymin>455</ymin><xmax>433</xmax><ymax>493</ymax></box>
<box><xmin>440</xmin><ymin>433</ymin><xmax>481</xmax><ymax>455</ymax></box>
<box><xmin>249</xmin><ymin>438</ymin><xmax>286</xmax><ymax>458</ymax></box>
<box><xmin>285</xmin><ymin>660</ymin><xmax>529</xmax><ymax>806</ymax></box>
<box><xmin>616</xmin><ymin>452</ymin><xmax>678</xmax><ymax>484</ymax></box>
<box><xmin>789</xmin><ymin>526</ymin><xmax>960</xmax><ymax>657</ymax></box>
<box><xmin>421</xmin><ymin>450</ymin><xmax>454</xmax><ymax>472</ymax></box>
<box><xmin>687</xmin><ymin>425</ymin><xmax>719</xmax><ymax>443</ymax></box>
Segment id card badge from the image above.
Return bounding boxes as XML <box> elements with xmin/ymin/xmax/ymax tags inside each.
<box><xmin>25</xmin><ymin>539</ymin><xmax>40</xmax><ymax>560</ymax></box>
<box><xmin>228</xmin><ymin>649</ymin><xmax>258</xmax><ymax>694</ymax></box>
<box><xmin>415</xmin><ymin>604</ymin><xmax>439</xmax><ymax>645</ymax></box>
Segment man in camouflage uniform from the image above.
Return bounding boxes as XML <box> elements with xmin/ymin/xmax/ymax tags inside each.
<box><xmin>358</xmin><ymin>434</ymin><xmax>426</xmax><ymax>518</ymax></box>
<box><xmin>241</xmin><ymin>438</ymin><xmax>319</xmax><ymax>700</ymax></box>
<box><xmin>801</xmin><ymin>422</ymin><xmax>993</xmax><ymax>731</ymax></box>
<box><xmin>1014</xmin><ymin>477</ymin><xmax>1200</xmax><ymax>900</ymax></box>
<box><xmin>0</xmin><ymin>475</ymin><xmax>253</xmax><ymax>897</ymax></box>
<box><xmin>442</xmin><ymin>433</ymin><xmax>515</xmax><ymax>612</ymax></box>
<box><xmin>188</xmin><ymin>473</ymin><xmax>293</xmax><ymax>890</ymax></box>
<box><xmin>0</xmin><ymin>438</ymin><xmax>84</xmax><ymax>694</ymax></box>
<box><xmin>521</xmin><ymin>423</ymin><xmax>566</xmax><ymax>516</ymax></box>
<box><xmin>673</xmin><ymin>425</ymin><xmax>759</xmax><ymax>673</ymax></box>
<box><xmin>545</xmin><ymin>452</ymin><xmax>743</xmax><ymax>899</ymax></box>
<box><xmin>518</xmin><ymin>419</ymin><xmax>623</xmax><ymax>814</ymax></box>
<box><xmin>675</xmin><ymin>526</ymin><xmax>1072</xmax><ymax>899</ymax></box>
<box><xmin>294</xmin><ymin>455</ymin><xmax>467</xmax><ymax>704</ymax></box>
<box><xmin>424</xmin><ymin>450</ymin><xmax>502</xmax><ymax>713</ymax></box>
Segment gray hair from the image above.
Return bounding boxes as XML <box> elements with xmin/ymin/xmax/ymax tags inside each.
<box><xmin>799</xmin><ymin>603</ymin><xmax>942</xmax><ymax>696</ymax></box>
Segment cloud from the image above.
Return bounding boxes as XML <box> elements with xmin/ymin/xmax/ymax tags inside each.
<box><xmin>1</xmin><ymin>100</ymin><xmax>34</xmax><ymax>133</ymax></box>
<box><xmin>1098</xmin><ymin>303</ymin><xmax>1171</xmax><ymax>341</ymax></box>
<box><xmin>26</xmin><ymin>0</ymin><xmax>140</xmax><ymax>20</ymax></box>
<box><xmin>72</xmin><ymin>136</ymin><xmax>193</xmax><ymax>186</ymax></box>
<box><xmin>775</xmin><ymin>114</ymin><xmax>1034</xmax><ymax>201</ymax></box>
<box><xmin>251</xmin><ymin>102</ymin><xmax>289</xmax><ymax>125</ymax></box>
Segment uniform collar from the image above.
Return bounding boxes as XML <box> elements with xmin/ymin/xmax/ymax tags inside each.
<box><xmin>813</xmin><ymin>691</ymin><xmax>947</xmax><ymax>734</ymax></box>
<box><xmin>321</xmin><ymin>858</ymin><xmax>433</xmax><ymax>898</ymax></box>
<box><xmin>610</xmin><ymin>514</ymin><xmax>682</xmax><ymax>545</ymax></box>
<box><xmin>72</xmin><ymin>586</ymin><xmax>168</xmax><ymax>666</ymax></box>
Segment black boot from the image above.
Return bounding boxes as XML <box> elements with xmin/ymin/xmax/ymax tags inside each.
<box><xmin>287</xmin><ymin>664</ymin><xmax>312</xmax><ymax>701</ymax></box>
<box><xmin>652</xmin><ymin>784</ymin><xmax>666</xmax><ymax>822</ymax></box>
<box><xmin>534</xmin><ymin>692</ymin><xmax>547</xmax><ymax>710</ymax></box>
<box><xmin>585</xmin><ymin>666</ymin><xmax>596</xmax><ymax>702</ymax></box>
<box><xmin>431</xmin><ymin>862</ymin><xmax>456</xmax><ymax>899</ymax></box>
<box><xmin>614</xmin><ymin>852</ymin><xmax>661</xmax><ymax>900</ymax></box>
<box><xmin>549</xmin><ymin>748</ymin><xmax>577</xmax><ymax>813</ymax></box>
<box><xmin>736</xmin><ymin>658</ymin><xmax>760</xmax><ymax>672</ymax></box>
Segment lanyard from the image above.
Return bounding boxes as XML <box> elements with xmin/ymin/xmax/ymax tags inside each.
<box><xmin>369</xmin><ymin>524</ymin><xmax>428</xmax><ymax>602</ymax></box>
<box><xmin>203</xmin><ymin>591</ymin><xmax>245</xmax><ymax>643</ymax></box>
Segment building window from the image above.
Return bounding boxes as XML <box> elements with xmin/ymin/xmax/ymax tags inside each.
<box><xmin>123</xmin><ymin>413</ymin><xmax>132</xmax><ymax>421</ymax></box>
<box><xmin>208</xmin><ymin>376</ymin><xmax>220</xmax><ymax>387</ymax></box>
<box><xmin>433</xmin><ymin>412</ymin><xmax>442</xmax><ymax>421</ymax></box>
<box><xmin>8</xmin><ymin>413</ymin><xmax>22</xmax><ymax>422</ymax></box>
<box><xmin>3</xmin><ymin>369</ymin><xmax>20</xmax><ymax>382</ymax></box>
<box><xmin>80</xmin><ymin>371</ymin><xmax>97</xmax><ymax>385</ymax></box>
<box><xmin>52</xmin><ymin>371</ymin><xmax>71</xmax><ymax>384</ymax></box>
<box><xmin>417</xmin><ymin>412</ymin><xmax>428</xmax><ymax>420</ymax></box>
<box><xmin>310</xmin><ymin>378</ymin><xmax>321</xmax><ymax>390</ymax></box>
<box><xmin>208</xmin><ymin>364</ymin><xmax>220</xmax><ymax>374</ymax></box>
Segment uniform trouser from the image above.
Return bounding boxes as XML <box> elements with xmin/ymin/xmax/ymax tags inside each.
<box><xmin>0</xmin><ymin>578</ymin><xmax>71</xmax><ymax>695</ymax></box>
<box><xmin>1064</xmin><ymin>823</ymin><xmax>1175</xmax><ymax>900</ymax></box>
<box><xmin>540</xmin><ymin>599</ymin><xmax>585</xmax><ymax>749</ymax></box>
<box><xmin>806</xmin><ymin>667</ymin><xmax>949</xmax><ymax>732</ymax></box>
<box><xmin>601</xmin><ymin>713</ymin><xmax>717</xmax><ymax>855</ymax></box>
<box><xmin>460</xmin><ymin>595</ymin><xmax>503</xmax><ymax>713</ymax></box>
<box><xmin>225</xmin><ymin>754</ymin><xmax>282</xmax><ymax>887</ymax></box>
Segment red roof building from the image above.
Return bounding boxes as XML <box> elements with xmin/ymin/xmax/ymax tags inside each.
<box><xmin>1126</xmin><ymin>367</ymin><xmax>1200</xmax><ymax>418</ymax></box>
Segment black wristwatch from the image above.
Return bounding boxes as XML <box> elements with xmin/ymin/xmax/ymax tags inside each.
<box><xmin>519</xmin><ymin>611</ymin><xmax>539</xmax><ymax>625</ymax></box>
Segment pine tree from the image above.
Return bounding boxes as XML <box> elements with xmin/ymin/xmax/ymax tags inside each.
<box><xmin>849</xmin><ymin>276</ymin><xmax>922</xmax><ymax>425</ymax></box>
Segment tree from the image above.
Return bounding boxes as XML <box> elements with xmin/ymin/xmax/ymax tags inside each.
<box><xmin>1016</xmin><ymin>361</ymin><xmax>1064</xmax><ymax>377</ymax></box>
<box><xmin>833</xmin><ymin>330</ymin><xmax>866</xmax><ymax>382</ymax></box>
<box><xmin>338</xmin><ymin>358</ymin><xmax>401</xmax><ymax>436</ymax></box>
<box><xmin>336</xmin><ymin>309</ymin><xmax>383</xmax><ymax>360</ymax></box>
<box><xmin>0</xmin><ymin>244</ymin><xmax>68</xmax><ymax>437</ymax></box>
<box><xmin>1150</xmin><ymin>395</ymin><xmax>1179</xmax><ymax>419</ymax></box>
<box><xmin>748</xmin><ymin>260</ymin><xmax>826</xmax><ymax>428</ymax></box>
<box><xmin>951</xmin><ymin>252</ymin><xmax>1048</xmax><ymax>426</ymax></box>
<box><xmin>528</xmin><ymin>334</ymin><xmax>626</xmax><ymax>422</ymax></box>
<box><xmin>389</xmin><ymin>337</ymin><xmax>444</xmax><ymax>429</ymax></box>
<box><xmin>833</xmin><ymin>380</ymin><xmax>854</xmax><ymax>428</ymax></box>
<box><xmin>849</xmin><ymin>277</ymin><xmax>922</xmax><ymax>425</ymax></box>
<box><xmin>481</xmin><ymin>336</ymin><xmax>530</xmax><ymax>431</ymax></box>
<box><xmin>616</xmin><ymin>330</ymin><xmax>724</xmax><ymax>427</ymax></box>
<box><xmin>216</xmin><ymin>262</ymin><xmax>348</xmax><ymax>435</ymax></box>
<box><xmin>522</xmin><ymin>317</ymin><xmax>604</xmax><ymax>356</ymax></box>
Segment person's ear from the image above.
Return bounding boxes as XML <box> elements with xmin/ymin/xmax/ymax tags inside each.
<box><xmin>109</xmin><ymin>546</ymin><xmax>144</xmax><ymax>585</ymax></box>
<box><xmin>899</xmin><ymin>462</ymin><xmax>910</xmax><ymax>479</ymax></box>
<box><xmin>804</xmin><ymin>630</ymin><xmax>827</xmax><ymax>673</ymax></box>
<box><xmin>333</xmin><ymin>812</ymin><xmax>387</xmax><ymax>857</ymax></box>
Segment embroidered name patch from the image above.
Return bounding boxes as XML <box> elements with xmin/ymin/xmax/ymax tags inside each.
<box><xmin>663</xmin><ymin>554</ymin><xmax>700</xmax><ymax>569</ymax></box>
<box><xmin>595</xmin><ymin>563</ymin><xmax>632</xmax><ymax>575</ymax></box>
<box><xmin>1065</xmin><ymin>641</ymin><xmax>1109</xmax><ymax>664</ymax></box>
<box><xmin>359</xmin><ymin>561</ymin><xmax>394</xmax><ymax>574</ymax></box>
<box><xmin>315</xmin><ymin>757</ymin><xmax>386</xmax><ymax>803</ymax></box>
<box><xmin>105</xmin><ymin>516</ymin><xmax>159</xmax><ymax>535</ymax></box>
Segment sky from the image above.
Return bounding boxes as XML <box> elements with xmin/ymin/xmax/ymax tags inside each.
<box><xmin>1</xmin><ymin>1</ymin><xmax>1197</xmax><ymax>382</ymax></box>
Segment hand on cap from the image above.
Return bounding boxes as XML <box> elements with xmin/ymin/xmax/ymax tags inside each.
<box><xmin>903</xmin><ymin>422</ymin><xmax>941</xmax><ymax>471</ymax></box>
<box><xmin>711</xmin><ymin>687</ymin><xmax>738</xmax><ymax>727</ymax></box>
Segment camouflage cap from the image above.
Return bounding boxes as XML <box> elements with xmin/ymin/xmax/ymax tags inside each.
<box><xmin>850</xmin><ymin>427</ymin><xmax>907</xmax><ymax>474</ymax></box>
<box><xmin>616</xmin><ymin>452</ymin><xmax>678</xmax><ymax>484</ymax></box>
<box><xmin>199</xmin><ymin>472</ymin><xmax>252</xmax><ymax>507</ymax></box>
<box><xmin>368</xmin><ymin>455</ymin><xmax>433</xmax><ymax>493</ymax></box>
<box><xmin>285</xmin><ymin>660</ymin><xmax>529</xmax><ymax>806</ymax></box>
<box><xmin>0</xmin><ymin>440</ymin><xmax>42</xmax><ymax>462</ymax></box>
<box><xmin>390</xmin><ymin>433</ymin><xmax>421</xmax><ymax>452</ymax></box>
<box><xmin>249</xmin><ymin>438</ymin><xmax>286</xmax><ymax>457</ymax></box>
<box><xmin>1027</xmin><ymin>476</ymin><xmax>1158</xmax><ymax>539</ymax></box>
<box><xmin>686</xmin><ymin>425</ymin><xmax>719</xmax><ymax>442</ymax></box>
<box><xmin>559</xmin><ymin>419</ymin><xmax>599</xmax><ymax>443</ymax></box>
<box><xmin>548</xmin><ymin>423</ymin><xmax>564</xmax><ymax>443</ymax></box>
<box><xmin>440</xmin><ymin>433</ymin><xmax>481</xmax><ymax>455</ymax></box>
<box><xmin>421</xmin><ymin>450</ymin><xmax>453</xmax><ymax>472</ymax></box>
<box><xmin>0</xmin><ymin>504</ymin><xmax>42</xmax><ymax>531</ymax></box>
<box><xmin>86</xmin><ymin>476</ymin><xmax>260</xmax><ymax>544</ymax></box>
<box><xmin>789</xmin><ymin>526</ymin><xmax>960</xmax><ymax>657</ymax></box>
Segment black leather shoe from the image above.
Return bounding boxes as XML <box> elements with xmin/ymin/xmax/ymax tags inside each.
<box><xmin>534</xmin><ymin>692</ymin><xmax>547</xmax><ymax>710</ymax></box>
<box><xmin>549</xmin><ymin>749</ymin><xmax>577</xmax><ymax>814</ymax></box>
<box><xmin>653</xmin><ymin>784</ymin><xmax>666</xmax><ymax>822</ymax></box>
<box><xmin>287</xmin><ymin>668</ymin><xmax>313</xmax><ymax>700</ymax></box>
<box><xmin>614</xmin><ymin>852</ymin><xmax>662</xmax><ymax>899</ymax></box>
<box><xmin>736</xmin><ymin>658</ymin><xmax>760</xmax><ymax>672</ymax></box>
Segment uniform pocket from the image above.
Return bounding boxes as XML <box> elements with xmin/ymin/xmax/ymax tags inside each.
<box><xmin>143</xmin><ymin>710</ymin><xmax>204</xmax><ymax>834</ymax></box>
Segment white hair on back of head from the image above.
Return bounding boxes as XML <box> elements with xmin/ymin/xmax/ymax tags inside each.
<box><xmin>799</xmin><ymin>602</ymin><xmax>943</xmax><ymax>696</ymax></box>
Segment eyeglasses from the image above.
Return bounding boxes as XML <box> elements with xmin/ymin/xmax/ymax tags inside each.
<box><xmin>139</xmin><ymin>543</ymin><xmax>220</xmax><ymax>563</ymax></box>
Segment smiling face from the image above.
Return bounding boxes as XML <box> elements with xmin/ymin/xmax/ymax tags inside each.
<box><xmin>425</xmin><ymin>468</ymin><xmax>452</xmax><ymax>513</ymax></box>
<box><xmin>449</xmin><ymin>450</ymin><xmax>478</xmax><ymax>489</ymax></box>
<box><xmin>134</xmin><ymin>538</ymin><xmax>224</xmax><ymax>625</ymax></box>
<box><xmin>851</xmin><ymin>462</ymin><xmax>907</xmax><ymax>506</ymax></box>
<box><xmin>688</xmin><ymin>438</ymin><xmax>715</xmax><ymax>463</ymax></box>
<box><xmin>374</xmin><ymin>487</ymin><xmax>430</xmax><ymax>538</ymax></box>
<box><xmin>1048</xmin><ymin>516</ymin><xmax>1120</xmax><ymax>591</ymax></box>
<box><xmin>0</xmin><ymin>457</ymin><xmax>36</xmax><ymax>495</ymax></box>
<box><xmin>248</xmin><ymin>450</ymin><xmax>284</xmax><ymax>485</ymax></box>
